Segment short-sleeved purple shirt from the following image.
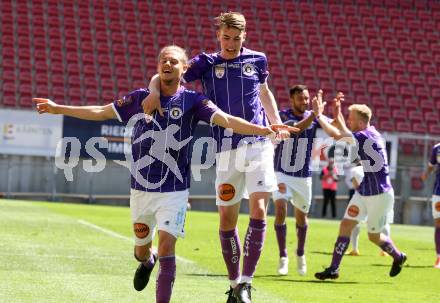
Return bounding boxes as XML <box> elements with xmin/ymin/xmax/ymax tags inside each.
<box><xmin>429</xmin><ymin>143</ymin><xmax>440</xmax><ymax>195</ymax></box>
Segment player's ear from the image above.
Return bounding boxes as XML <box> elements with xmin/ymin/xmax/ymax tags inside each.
<box><xmin>182</xmin><ymin>63</ymin><xmax>188</xmax><ymax>73</ymax></box>
<box><xmin>242</xmin><ymin>31</ymin><xmax>246</xmax><ymax>41</ymax></box>
<box><xmin>216</xmin><ymin>30</ymin><xmax>221</xmax><ymax>41</ymax></box>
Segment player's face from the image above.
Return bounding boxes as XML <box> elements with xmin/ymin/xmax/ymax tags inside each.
<box><xmin>217</xmin><ymin>27</ymin><xmax>246</xmax><ymax>60</ymax></box>
<box><xmin>157</xmin><ymin>50</ymin><xmax>187</xmax><ymax>83</ymax></box>
<box><xmin>291</xmin><ymin>90</ymin><xmax>310</xmax><ymax>114</ymax></box>
<box><xmin>347</xmin><ymin>111</ymin><xmax>361</xmax><ymax>132</ymax></box>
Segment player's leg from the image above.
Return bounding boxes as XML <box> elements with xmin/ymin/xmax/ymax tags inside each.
<box><xmin>156</xmin><ymin>231</ymin><xmax>177</xmax><ymax>303</ymax></box>
<box><xmin>434</xmin><ymin>218</ymin><xmax>440</xmax><ymax>268</ymax></box>
<box><xmin>235</xmin><ymin>141</ymin><xmax>277</xmax><ymax>302</ymax></box>
<box><xmin>366</xmin><ymin>190</ymin><xmax>406</xmax><ymax>277</ymax></box>
<box><xmin>315</xmin><ymin>192</ymin><xmax>366</xmax><ymax>280</ymax></box>
<box><xmin>291</xmin><ymin>177</ymin><xmax>312</xmax><ymax>276</ymax></box>
<box><xmin>348</xmin><ymin>223</ymin><xmax>361</xmax><ymax>256</ymax></box>
<box><xmin>216</xmin><ymin>147</ymin><xmax>247</xmax><ymax>300</ymax></box>
<box><xmin>274</xmin><ymin>198</ymin><xmax>289</xmax><ymax>275</ymax></box>
<box><xmin>131</xmin><ymin>190</ymin><xmax>157</xmax><ymax>291</ymax></box>
<box><xmin>432</xmin><ymin>196</ymin><xmax>440</xmax><ymax>268</ymax></box>
<box><xmin>154</xmin><ymin>191</ymin><xmax>189</xmax><ymax>303</ymax></box>
<box><xmin>379</xmin><ymin>223</ymin><xmax>391</xmax><ymax>256</ymax></box>
<box><xmin>330</xmin><ymin>190</ymin><xmax>337</xmax><ymax>218</ymax></box>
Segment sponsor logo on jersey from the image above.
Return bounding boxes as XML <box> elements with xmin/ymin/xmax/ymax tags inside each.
<box><xmin>133</xmin><ymin>223</ymin><xmax>150</xmax><ymax>238</ymax></box>
<box><xmin>347</xmin><ymin>205</ymin><xmax>360</xmax><ymax>217</ymax></box>
<box><xmin>218</xmin><ymin>183</ymin><xmax>235</xmax><ymax>201</ymax></box>
<box><xmin>215</xmin><ymin>65</ymin><xmax>225</xmax><ymax>78</ymax></box>
<box><xmin>435</xmin><ymin>201</ymin><xmax>440</xmax><ymax>212</ymax></box>
<box><xmin>242</xmin><ymin>63</ymin><xmax>256</xmax><ymax>76</ymax></box>
<box><xmin>169</xmin><ymin>107</ymin><xmax>183</xmax><ymax>119</ymax></box>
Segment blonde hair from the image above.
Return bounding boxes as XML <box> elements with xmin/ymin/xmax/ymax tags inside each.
<box><xmin>158</xmin><ymin>45</ymin><xmax>188</xmax><ymax>65</ymax></box>
<box><xmin>348</xmin><ymin>104</ymin><xmax>372</xmax><ymax>123</ymax></box>
<box><xmin>215</xmin><ymin>12</ymin><xmax>246</xmax><ymax>31</ymax></box>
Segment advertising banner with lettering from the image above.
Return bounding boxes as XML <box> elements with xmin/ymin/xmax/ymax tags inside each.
<box><xmin>0</xmin><ymin>109</ymin><xmax>62</xmax><ymax>156</ymax></box>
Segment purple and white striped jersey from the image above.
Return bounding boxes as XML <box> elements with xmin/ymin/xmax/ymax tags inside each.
<box><xmin>429</xmin><ymin>143</ymin><xmax>440</xmax><ymax>196</ymax></box>
<box><xmin>112</xmin><ymin>87</ymin><xmax>218</xmax><ymax>192</ymax></box>
<box><xmin>274</xmin><ymin>109</ymin><xmax>329</xmax><ymax>178</ymax></box>
<box><xmin>183</xmin><ymin>47</ymin><xmax>269</xmax><ymax>152</ymax></box>
<box><xmin>353</xmin><ymin>126</ymin><xmax>392</xmax><ymax>196</ymax></box>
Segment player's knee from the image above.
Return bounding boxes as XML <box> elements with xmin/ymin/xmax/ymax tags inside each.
<box><xmin>250</xmin><ymin>207</ymin><xmax>266</xmax><ymax>220</ymax></box>
<box><xmin>367</xmin><ymin>232</ymin><xmax>380</xmax><ymax>244</ymax></box>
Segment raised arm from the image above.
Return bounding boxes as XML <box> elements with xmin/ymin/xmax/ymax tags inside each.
<box><xmin>421</xmin><ymin>163</ymin><xmax>435</xmax><ymax>181</ymax></box>
<box><xmin>211</xmin><ymin>110</ymin><xmax>299</xmax><ymax>137</ymax></box>
<box><xmin>142</xmin><ymin>74</ymin><xmax>164</xmax><ymax>116</ymax></box>
<box><xmin>293</xmin><ymin>90</ymin><xmax>323</xmax><ymax>132</ymax></box>
<box><xmin>33</xmin><ymin>98</ymin><xmax>116</xmax><ymax>121</ymax></box>
<box><xmin>313</xmin><ymin>94</ymin><xmax>352</xmax><ymax>141</ymax></box>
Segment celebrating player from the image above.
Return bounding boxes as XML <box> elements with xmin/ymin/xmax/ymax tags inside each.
<box><xmin>143</xmin><ymin>12</ymin><xmax>288</xmax><ymax>303</ymax></box>
<box><xmin>33</xmin><ymin>45</ymin><xmax>296</xmax><ymax>303</ymax></box>
<box><xmin>272</xmin><ymin>85</ymin><xmax>339</xmax><ymax>276</ymax></box>
<box><xmin>421</xmin><ymin>142</ymin><xmax>440</xmax><ymax>268</ymax></box>
<box><xmin>312</xmin><ymin>94</ymin><xmax>407</xmax><ymax>280</ymax></box>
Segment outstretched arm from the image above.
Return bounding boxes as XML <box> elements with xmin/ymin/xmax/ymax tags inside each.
<box><xmin>33</xmin><ymin>98</ymin><xmax>116</xmax><ymax>121</ymax></box>
<box><xmin>293</xmin><ymin>90</ymin><xmax>323</xmax><ymax>132</ymax></box>
<box><xmin>211</xmin><ymin>111</ymin><xmax>299</xmax><ymax>137</ymax></box>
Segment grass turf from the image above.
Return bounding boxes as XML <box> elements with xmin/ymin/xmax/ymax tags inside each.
<box><xmin>0</xmin><ymin>199</ymin><xmax>437</xmax><ymax>303</ymax></box>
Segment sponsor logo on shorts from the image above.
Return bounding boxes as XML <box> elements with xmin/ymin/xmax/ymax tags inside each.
<box><xmin>218</xmin><ymin>183</ymin><xmax>235</xmax><ymax>201</ymax></box>
<box><xmin>435</xmin><ymin>202</ymin><xmax>440</xmax><ymax>212</ymax></box>
<box><xmin>133</xmin><ymin>223</ymin><xmax>150</xmax><ymax>238</ymax></box>
<box><xmin>278</xmin><ymin>183</ymin><xmax>286</xmax><ymax>194</ymax></box>
<box><xmin>347</xmin><ymin>205</ymin><xmax>360</xmax><ymax>217</ymax></box>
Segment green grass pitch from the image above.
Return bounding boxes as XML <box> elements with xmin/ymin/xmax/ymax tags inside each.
<box><xmin>0</xmin><ymin>199</ymin><xmax>438</xmax><ymax>303</ymax></box>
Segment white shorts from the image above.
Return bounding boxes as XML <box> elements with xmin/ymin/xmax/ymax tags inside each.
<box><xmin>272</xmin><ymin>172</ymin><xmax>312</xmax><ymax>214</ymax></box>
<box><xmin>215</xmin><ymin>141</ymin><xmax>278</xmax><ymax>206</ymax></box>
<box><xmin>432</xmin><ymin>195</ymin><xmax>440</xmax><ymax>219</ymax></box>
<box><xmin>343</xmin><ymin>189</ymin><xmax>394</xmax><ymax>233</ymax></box>
<box><xmin>130</xmin><ymin>189</ymin><xmax>189</xmax><ymax>246</ymax></box>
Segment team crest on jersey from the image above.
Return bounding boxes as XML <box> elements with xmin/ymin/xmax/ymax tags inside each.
<box><xmin>116</xmin><ymin>96</ymin><xmax>132</xmax><ymax>107</ymax></box>
<box><xmin>242</xmin><ymin>63</ymin><xmax>256</xmax><ymax>76</ymax></box>
<box><xmin>215</xmin><ymin>65</ymin><xmax>225</xmax><ymax>78</ymax></box>
<box><xmin>169</xmin><ymin>107</ymin><xmax>183</xmax><ymax>119</ymax></box>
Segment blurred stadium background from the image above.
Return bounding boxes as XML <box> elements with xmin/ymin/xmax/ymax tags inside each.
<box><xmin>1</xmin><ymin>0</ymin><xmax>440</xmax><ymax>226</ymax></box>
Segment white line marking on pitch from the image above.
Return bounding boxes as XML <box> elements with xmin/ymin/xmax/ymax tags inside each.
<box><xmin>77</xmin><ymin>219</ymin><xmax>194</xmax><ymax>264</ymax></box>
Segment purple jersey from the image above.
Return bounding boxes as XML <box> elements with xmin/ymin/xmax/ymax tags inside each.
<box><xmin>183</xmin><ymin>47</ymin><xmax>269</xmax><ymax>152</ymax></box>
<box><xmin>353</xmin><ymin>126</ymin><xmax>392</xmax><ymax>196</ymax></box>
<box><xmin>112</xmin><ymin>87</ymin><xmax>218</xmax><ymax>193</ymax></box>
<box><xmin>274</xmin><ymin>109</ymin><xmax>327</xmax><ymax>178</ymax></box>
<box><xmin>429</xmin><ymin>143</ymin><xmax>440</xmax><ymax>196</ymax></box>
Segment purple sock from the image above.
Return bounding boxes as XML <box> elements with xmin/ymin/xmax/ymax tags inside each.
<box><xmin>274</xmin><ymin>224</ymin><xmax>287</xmax><ymax>258</ymax></box>
<box><xmin>156</xmin><ymin>256</ymin><xmax>176</xmax><ymax>303</ymax></box>
<box><xmin>330</xmin><ymin>236</ymin><xmax>350</xmax><ymax>270</ymax></box>
<box><xmin>143</xmin><ymin>253</ymin><xmax>156</xmax><ymax>269</ymax></box>
<box><xmin>219</xmin><ymin>229</ymin><xmax>241</xmax><ymax>282</ymax></box>
<box><xmin>242</xmin><ymin>219</ymin><xmax>266</xmax><ymax>278</ymax></box>
<box><xmin>296</xmin><ymin>224</ymin><xmax>308</xmax><ymax>257</ymax></box>
<box><xmin>435</xmin><ymin>227</ymin><xmax>440</xmax><ymax>255</ymax></box>
<box><xmin>379</xmin><ymin>237</ymin><xmax>402</xmax><ymax>262</ymax></box>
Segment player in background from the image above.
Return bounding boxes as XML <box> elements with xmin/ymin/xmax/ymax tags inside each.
<box><xmin>272</xmin><ymin>85</ymin><xmax>339</xmax><ymax>276</ymax></box>
<box><xmin>421</xmin><ymin>142</ymin><xmax>440</xmax><ymax>268</ymax></box>
<box><xmin>33</xmin><ymin>45</ymin><xmax>297</xmax><ymax>303</ymax></box>
<box><xmin>143</xmin><ymin>12</ymin><xmax>289</xmax><ymax>303</ymax></box>
<box><xmin>312</xmin><ymin>94</ymin><xmax>407</xmax><ymax>280</ymax></box>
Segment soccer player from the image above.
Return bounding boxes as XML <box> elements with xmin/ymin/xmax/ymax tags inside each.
<box><xmin>272</xmin><ymin>85</ymin><xmax>336</xmax><ymax>276</ymax></box>
<box><xmin>33</xmin><ymin>45</ymin><xmax>296</xmax><ymax>303</ymax></box>
<box><xmin>143</xmin><ymin>12</ymin><xmax>289</xmax><ymax>303</ymax></box>
<box><xmin>313</xmin><ymin>94</ymin><xmax>407</xmax><ymax>280</ymax></box>
<box><xmin>421</xmin><ymin>142</ymin><xmax>440</xmax><ymax>268</ymax></box>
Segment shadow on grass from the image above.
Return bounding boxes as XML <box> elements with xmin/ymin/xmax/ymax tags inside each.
<box><xmin>256</xmin><ymin>276</ymin><xmax>393</xmax><ymax>285</ymax></box>
<box><xmin>185</xmin><ymin>273</ymin><xmax>228</xmax><ymax>278</ymax></box>
<box><xmin>371</xmin><ymin>263</ymin><xmax>431</xmax><ymax>269</ymax></box>
<box><xmin>310</xmin><ymin>251</ymin><xmax>333</xmax><ymax>256</ymax></box>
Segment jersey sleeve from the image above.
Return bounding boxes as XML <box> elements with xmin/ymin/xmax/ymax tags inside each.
<box><xmin>193</xmin><ymin>93</ymin><xmax>219</xmax><ymax>124</ymax></box>
<box><xmin>255</xmin><ymin>54</ymin><xmax>269</xmax><ymax>84</ymax></box>
<box><xmin>112</xmin><ymin>89</ymin><xmax>149</xmax><ymax>122</ymax></box>
<box><xmin>429</xmin><ymin>146</ymin><xmax>438</xmax><ymax>166</ymax></box>
<box><xmin>351</xmin><ymin>166</ymin><xmax>364</xmax><ymax>185</ymax></box>
<box><xmin>183</xmin><ymin>53</ymin><xmax>213</xmax><ymax>83</ymax></box>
